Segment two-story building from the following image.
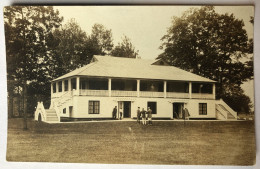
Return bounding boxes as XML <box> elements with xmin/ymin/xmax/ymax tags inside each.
<box><xmin>35</xmin><ymin>55</ymin><xmax>237</xmax><ymax>123</ymax></box>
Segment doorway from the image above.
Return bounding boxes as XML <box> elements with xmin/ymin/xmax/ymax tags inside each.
<box><xmin>118</xmin><ymin>101</ymin><xmax>131</xmax><ymax>118</ymax></box>
<box><xmin>173</xmin><ymin>103</ymin><xmax>184</xmax><ymax>119</ymax></box>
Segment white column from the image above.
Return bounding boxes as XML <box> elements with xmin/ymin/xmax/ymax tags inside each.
<box><xmin>76</xmin><ymin>77</ymin><xmax>80</xmax><ymax>95</ymax></box>
<box><xmin>213</xmin><ymin>83</ymin><xmax>216</xmax><ymax>99</ymax></box>
<box><xmin>189</xmin><ymin>82</ymin><xmax>192</xmax><ymax>99</ymax></box>
<box><xmin>62</xmin><ymin>80</ymin><xmax>65</xmax><ymax>93</ymax></box>
<box><xmin>137</xmin><ymin>80</ymin><xmax>140</xmax><ymax>97</ymax></box>
<box><xmin>56</xmin><ymin>82</ymin><xmax>59</xmax><ymax>93</ymax></box>
<box><xmin>108</xmin><ymin>78</ymin><xmax>111</xmax><ymax>97</ymax></box>
<box><xmin>51</xmin><ymin>82</ymin><xmax>53</xmax><ymax>97</ymax></box>
<box><xmin>164</xmin><ymin>81</ymin><xmax>167</xmax><ymax>98</ymax></box>
<box><xmin>68</xmin><ymin>78</ymin><xmax>71</xmax><ymax>91</ymax></box>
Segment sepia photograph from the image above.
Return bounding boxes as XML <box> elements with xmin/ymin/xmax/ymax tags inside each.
<box><xmin>3</xmin><ymin>5</ymin><xmax>255</xmax><ymax>165</ymax></box>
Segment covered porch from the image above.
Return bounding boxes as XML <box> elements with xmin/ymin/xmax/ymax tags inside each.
<box><xmin>51</xmin><ymin>76</ymin><xmax>216</xmax><ymax>99</ymax></box>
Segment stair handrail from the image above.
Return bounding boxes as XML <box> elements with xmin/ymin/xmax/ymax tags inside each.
<box><xmin>219</xmin><ymin>99</ymin><xmax>237</xmax><ymax>119</ymax></box>
<box><xmin>35</xmin><ymin>102</ymin><xmax>47</xmax><ymax>122</ymax></box>
<box><xmin>216</xmin><ymin>104</ymin><xmax>227</xmax><ymax>119</ymax></box>
<box><xmin>52</xmin><ymin>101</ymin><xmax>61</xmax><ymax>122</ymax></box>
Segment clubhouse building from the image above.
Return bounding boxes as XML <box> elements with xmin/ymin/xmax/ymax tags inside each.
<box><xmin>35</xmin><ymin>55</ymin><xmax>237</xmax><ymax>123</ymax></box>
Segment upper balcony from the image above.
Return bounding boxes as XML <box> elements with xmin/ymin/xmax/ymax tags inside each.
<box><xmin>51</xmin><ymin>77</ymin><xmax>216</xmax><ymax>100</ymax></box>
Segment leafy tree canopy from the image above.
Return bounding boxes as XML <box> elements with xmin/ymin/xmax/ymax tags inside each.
<box><xmin>111</xmin><ymin>35</ymin><xmax>139</xmax><ymax>58</ymax></box>
<box><xmin>159</xmin><ymin>6</ymin><xmax>253</xmax><ymax>98</ymax></box>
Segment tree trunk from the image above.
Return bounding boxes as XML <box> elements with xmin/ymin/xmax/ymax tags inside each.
<box><xmin>23</xmin><ymin>82</ymin><xmax>28</xmax><ymax>130</ymax></box>
<box><xmin>8</xmin><ymin>94</ymin><xmax>13</xmax><ymax>118</ymax></box>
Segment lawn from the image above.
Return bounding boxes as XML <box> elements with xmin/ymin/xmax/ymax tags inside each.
<box><xmin>6</xmin><ymin>118</ymin><xmax>255</xmax><ymax>165</ymax></box>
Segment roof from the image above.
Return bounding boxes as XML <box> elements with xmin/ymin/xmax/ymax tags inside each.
<box><xmin>53</xmin><ymin>55</ymin><xmax>216</xmax><ymax>83</ymax></box>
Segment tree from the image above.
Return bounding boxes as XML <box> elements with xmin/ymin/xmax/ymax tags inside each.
<box><xmin>4</xmin><ymin>6</ymin><xmax>63</xmax><ymax>128</ymax></box>
<box><xmin>159</xmin><ymin>6</ymin><xmax>253</xmax><ymax>98</ymax></box>
<box><xmin>87</xmin><ymin>23</ymin><xmax>114</xmax><ymax>56</ymax></box>
<box><xmin>52</xmin><ymin>18</ymin><xmax>89</xmax><ymax>77</ymax></box>
<box><xmin>111</xmin><ymin>35</ymin><xmax>139</xmax><ymax>58</ymax></box>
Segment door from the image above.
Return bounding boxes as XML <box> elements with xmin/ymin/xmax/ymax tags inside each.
<box><xmin>173</xmin><ymin>103</ymin><xmax>184</xmax><ymax>119</ymax></box>
<box><xmin>123</xmin><ymin>101</ymin><xmax>131</xmax><ymax>118</ymax></box>
<box><xmin>69</xmin><ymin>106</ymin><xmax>73</xmax><ymax>117</ymax></box>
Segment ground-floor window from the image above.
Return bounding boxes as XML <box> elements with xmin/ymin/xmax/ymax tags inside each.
<box><xmin>147</xmin><ymin>102</ymin><xmax>157</xmax><ymax>114</ymax></box>
<box><xmin>89</xmin><ymin>101</ymin><xmax>100</xmax><ymax>114</ymax></box>
<box><xmin>199</xmin><ymin>103</ymin><xmax>207</xmax><ymax>115</ymax></box>
<box><xmin>63</xmin><ymin>108</ymin><xmax>66</xmax><ymax>114</ymax></box>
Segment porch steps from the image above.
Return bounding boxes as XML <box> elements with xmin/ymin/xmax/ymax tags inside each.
<box><xmin>45</xmin><ymin>109</ymin><xmax>59</xmax><ymax>122</ymax></box>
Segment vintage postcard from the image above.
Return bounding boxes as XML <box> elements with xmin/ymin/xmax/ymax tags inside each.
<box><xmin>4</xmin><ymin>6</ymin><xmax>255</xmax><ymax>165</ymax></box>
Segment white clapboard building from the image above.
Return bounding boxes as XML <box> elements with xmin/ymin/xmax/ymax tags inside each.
<box><xmin>35</xmin><ymin>55</ymin><xmax>237</xmax><ymax>123</ymax></box>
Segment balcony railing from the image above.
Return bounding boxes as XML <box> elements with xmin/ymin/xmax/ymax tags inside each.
<box><xmin>80</xmin><ymin>89</ymin><xmax>108</xmax><ymax>96</ymax></box>
<box><xmin>139</xmin><ymin>91</ymin><xmax>164</xmax><ymax>98</ymax></box>
<box><xmin>192</xmin><ymin>93</ymin><xmax>214</xmax><ymax>99</ymax></box>
<box><xmin>111</xmin><ymin>90</ymin><xmax>137</xmax><ymax>97</ymax></box>
<box><xmin>167</xmin><ymin>92</ymin><xmax>189</xmax><ymax>99</ymax></box>
<box><xmin>76</xmin><ymin>89</ymin><xmax>214</xmax><ymax>99</ymax></box>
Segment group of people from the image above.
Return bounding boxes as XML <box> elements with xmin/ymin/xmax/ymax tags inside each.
<box><xmin>136</xmin><ymin>107</ymin><xmax>152</xmax><ymax>125</ymax></box>
<box><xmin>112</xmin><ymin>106</ymin><xmax>153</xmax><ymax>125</ymax></box>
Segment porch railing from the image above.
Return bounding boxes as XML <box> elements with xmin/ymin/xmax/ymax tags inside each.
<box><xmin>111</xmin><ymin>90</ymin><xmax>137</xmax><ymax>97</ymax></box>
<box><xmin>80</xmin><ymin>89</ymin><xmax>109</xmax><ymax>96</ymax></box>
<box><xmin>192</xmin><ymin>93</ymin><xmax>214</xmax><ymax>99</ymax></box>
<box><xmin>139</xmin><ymin>91</ymin><xmax>164</xmax><ymax>98</ymax></box>
<box><xmin>167</xmin><ymin>92</ymin><xmax>189</xmax><ymax>99</ymax></box>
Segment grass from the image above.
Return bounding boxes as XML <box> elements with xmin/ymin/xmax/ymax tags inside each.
<box><xmin>6</xmin><ymin>118</ymin><xmax>256</xmax><ymax>165</ymax></box>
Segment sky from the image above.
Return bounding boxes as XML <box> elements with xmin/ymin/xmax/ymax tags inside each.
<box><xmin>55</xmin><ymin>6</ymin><xmax>254</xmax><ymax>105</ymax></box>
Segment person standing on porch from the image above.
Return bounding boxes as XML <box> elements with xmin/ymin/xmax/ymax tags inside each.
<box><xmin>112</xmin><ymin>106</ymin><xmax>117</xmax><ymax>119</ymax></box>
<box><xmin>141</xmin><ymin>108</ymin><xmax>146</xmax><ymax>125</ymax></box>
<box><xmin>137</xmin><ymin>107</ymin><xmax>141</xmax><ymax>124</ymax></box>
<box><xmin>119</xmin><ymin>107</ymin><xmax>123</xmax><ymax>120</ymax></box>
<box><xmin>147</xmin><ymin>107</ymin><xmax>152</xmax><ymax>125</ymax></box>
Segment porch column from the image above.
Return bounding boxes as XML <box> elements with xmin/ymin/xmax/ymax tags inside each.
<box><xmin>137</xmin><ymin>79</ymin><xmax>140</xmax><ymax>97</ymax></box>
<box><xmin>164</xmin><ymin>81</ymin><xmax>167</xmax><ymax>98</ymax></box>
<box><xmin>213</xmin><ymin>83</ymin><xmax>216</xmax><ymax>99</ymax></box>
<box><xmin>189</xmin><ymin>82</ymin><xmax>192</xmax><ymax>99</ymax></box>
<box><xmin>68</xmin><ymin>78</ymin><xmax>71</xmax><ymax>92</ymax></box>
<box><xmin>51</xmin><ymin>82</ymin><xmax>53</xmax><ymax>97</ymax></box>
<box><xmin>76</xmin><ymin>77</ymin><xmax>80</xmax><ymax>95</ymax></box>
<box><xmin>62</xmin><ymin>80</ymin><xmax>65</xmax><ymax>93</ymax></box>
<box><xmin>56</xmin><ymin>82</ymin><xmax>59</xmax><ymax>93</ymax></box>
<box><xmin>108</xmin><ymin>78</ymin><xmax>111</xmax><ymax>97</ymax></box>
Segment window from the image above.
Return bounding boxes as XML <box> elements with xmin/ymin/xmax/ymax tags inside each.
<box><xmin>89</xmin><ymin>101</ymin><xmax>100</xmax><ymax>114</ymax></box>
<box><xmin>53</xmin><ymin>83</ymin><xmax>56</xmax><ymax>93</ymax></box>
<box><xmin>64</xmin><ymin>80</ymin><xmax>68</xmax><ymax>91</ymax></box>
<box><xmin>147</xmin><ymin>102</ymin><xmax>157</xmax><ymax>114</ymax></box>
<box><xmin>199</xmin><ymin>103</ymin><xmax>207</xmax><ymax>115</ymax></box>
<box><xmin>63</xmin><ymin>108</ymin><xmax>66</xmax><ymax>114</ymax></box>
<box><xmin>58</xmin><ymin>81</ymin><xmax>62</xmax><ymax>92</ymax></box>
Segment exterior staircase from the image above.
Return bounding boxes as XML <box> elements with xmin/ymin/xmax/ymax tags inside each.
<box><xmin>45</xmin><ymin>109</ymin><xmax>59</xmax><ymax>122</ymax></box>
<box><xmin>35</xmin><ymin>91</ymin><xmax>72</xmax><ymax>123</ymax></box>
<box><xmin>216</xmin><ymin>99</ymin><xmax>237</xmax><ymax>120</ymax></box>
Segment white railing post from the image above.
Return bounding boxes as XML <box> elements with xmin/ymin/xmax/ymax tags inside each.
<box><xmin>62</xmin><ymin>80</ymin><xmax>65</xmax><ymax>93</ymax></box>
<box><xmin>51</xmin><ymin>82</ymin><xmax>53</xmax><ymax>98</ymax></box>
<box><xmin>56</xmin><ymin>82</ymin><xmax>59</xmax><ymax>93</ymax></box>
<box><xmin>68</xmin><ymin>78</ymin><xmax>71</xmax><ymax>92</ymax></box>
<box><xmin>164</xmin><ymin>81</ymin><xmax>167</xmax><ymax>98</ymax></box>
<box><xmin>189</xmin><ymin>82</ymin><xmax>192</xmax><ymax>99</ymax></box>
<box><xmin>108</xmin><ymin>78</ymin><xmax>111</xmax><ymax>97</ymax></box>
<box><xmin>213</xmin><ymin>83</ymin><xmax>216</xmax><ymax>99</ymax></box>
<box><xmin>76</xmin><ymin>77</ymin><xmax>80</xmax><ymax>95</ymax></box>
<box><xmin>137</xmin><ymin>80</ymin><xmax>140</xmax><ymax>97</ymax></box>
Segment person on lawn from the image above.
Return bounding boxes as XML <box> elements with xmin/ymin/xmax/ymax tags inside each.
<box><xmin>119</xmin><ymin>107</ymin><xmax>123</xmax><ymax>120</ymax></box>
<box><xmin>147</xmin><ymin>107</ymin><xmax>152</xmax><ymax>125</ymax></box>
<box><xmin>141</xmin><ymin>108</ymin><xmax>146</xmax><ymax>125</ymax></box>
<box><xmin>137</xmin><ymin>107</ymin><xmax>141</xmax><ymax>124</ymax></box>
<box><xmin>112</xmin><ymin>106</ymin><xmax>117</xmax><ymax>119</ymax></box>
